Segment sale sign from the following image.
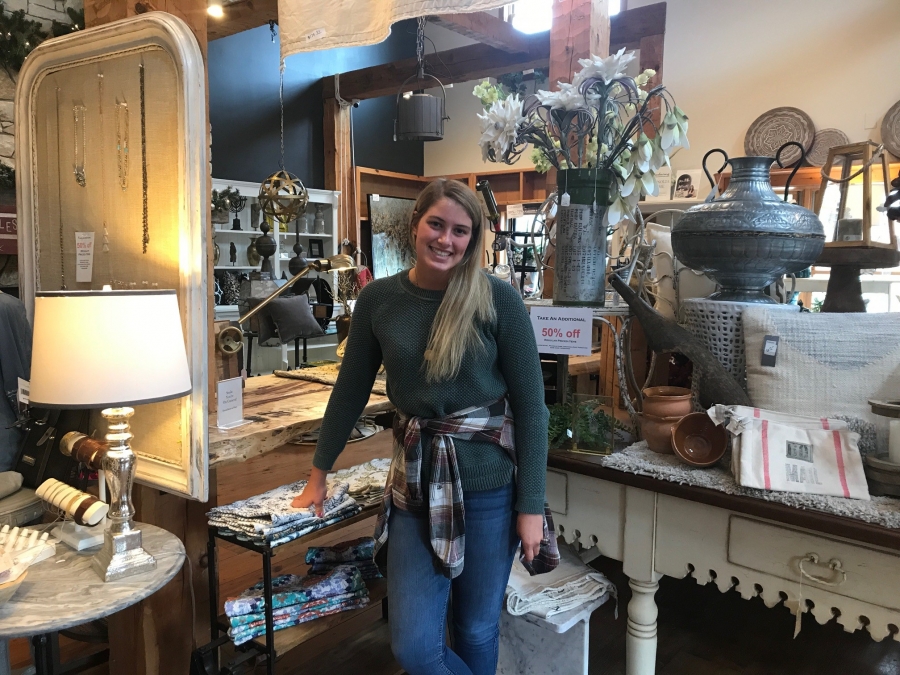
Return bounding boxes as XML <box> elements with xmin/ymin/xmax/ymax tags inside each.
<box><xmin>529</xmin><ymin>305</ymin><xmax>593</xmax><ymax>356</ymax></box>
<box><xmin>0</xmin><ymin>213</ymin><xmax>16</xmax><ymax>255</ymax></box>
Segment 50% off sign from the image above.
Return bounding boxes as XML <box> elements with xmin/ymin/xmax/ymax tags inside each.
<box><xmin>529</xmin><ymin>306</ymin><xmax>593</xmax><ymax>356</ymax></box>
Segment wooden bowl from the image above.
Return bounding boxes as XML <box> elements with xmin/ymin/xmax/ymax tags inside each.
<box><xmin>641</xmin><ymin>412</ymin><xmax>682</xmax><ymax>454</ymax></box>
<box><xmin>641</xmin><ymin>386</ymin><xmax>693</xmax><ymax>418</ymax></box>
<box><xmin>671</xmin><ymin>413</ymin><xmax>727</xmax><ymax>467</ymax></box>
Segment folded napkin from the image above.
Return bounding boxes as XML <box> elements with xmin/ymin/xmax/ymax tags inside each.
<box><xmin>506</xmin><ymin>545</ymin><xmax>614</xmax><ymax>619</ymax></box>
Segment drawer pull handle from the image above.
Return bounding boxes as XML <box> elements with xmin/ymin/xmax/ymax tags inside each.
<box><xmin>798</xmin><ymin>553</ymin><xmax>847</xmax><ymax>587</ymax></box>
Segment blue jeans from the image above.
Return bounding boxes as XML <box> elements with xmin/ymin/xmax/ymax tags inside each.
<box><xmin>387</xmin><ymin>482</ymin><xmax>519</xmax><ymax>675</ymax></box>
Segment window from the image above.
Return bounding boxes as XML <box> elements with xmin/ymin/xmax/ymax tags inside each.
<box><xmin>508</xmin><ymin>0</ymin><xmax>622</xmax><ymax>34</ymax></box>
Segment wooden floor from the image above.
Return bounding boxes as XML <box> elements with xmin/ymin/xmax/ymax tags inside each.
<box><xmin>11</xmin><ymin>551</ymin><xmax>900</xmax><ymax>674</ymax></box>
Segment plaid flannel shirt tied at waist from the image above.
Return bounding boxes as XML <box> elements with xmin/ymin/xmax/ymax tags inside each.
<box><xmin>373</xmin><ymin>397</ymin><xmax>558</xmax><ymax>579</ymax></box>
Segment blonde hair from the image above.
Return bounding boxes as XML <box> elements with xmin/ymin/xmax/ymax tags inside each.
<box><xmin>410</xmin><ymin>179</ymin><xmax>496</xmax><ymax>382</ymax></box>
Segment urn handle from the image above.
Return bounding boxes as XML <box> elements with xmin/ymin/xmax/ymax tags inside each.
<box><xmin>776</xmin><ymin>141</ymin><xmax>807</xmax><ymax>202</ymax></box>
<box><xmin>702</xmin><ymin>148</ymin><xmax>729</xmax><ymax>197</ymax></box>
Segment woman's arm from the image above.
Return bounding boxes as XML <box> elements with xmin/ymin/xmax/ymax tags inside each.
<box><xmin>293</xmin><ymin>284</ymin><xmax>383</xmax><ymax>512</ymax></box>
<box><xmin>493</xmin><ymin>280</ymin><xmax>549</xmax><ymax>516</ymax></box>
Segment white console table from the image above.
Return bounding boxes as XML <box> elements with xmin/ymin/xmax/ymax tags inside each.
<box><xmin>547</xmin><ymin>452</ymin><xmax>900</xmax><ymax>675</ymax></box>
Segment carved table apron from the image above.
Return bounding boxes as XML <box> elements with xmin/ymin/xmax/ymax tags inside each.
<box><xmin>546</xmin><ymin>456</ymin><xmax>900</xmax><ymax>675</ymax></box>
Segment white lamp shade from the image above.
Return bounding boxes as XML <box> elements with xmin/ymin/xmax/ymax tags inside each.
<box><xmin>29</xmin><ymin>290</ymin><xmax>192</xmax><ymax>408</ymax></box>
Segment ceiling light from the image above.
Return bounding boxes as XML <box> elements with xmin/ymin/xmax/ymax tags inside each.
<box><xmin>207</xmin><ymin>1</ymin><xmax>224</xmax><ymax>18</ymax></box>
<box><xmin>511</xmin><ymin>0</ymin><xmax>552</xmax><ymax>34</ymax></box>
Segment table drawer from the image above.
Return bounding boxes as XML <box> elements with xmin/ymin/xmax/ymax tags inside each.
<box><xmin>727</xmin><ymin>516</ymin><xmax>900</xmax><ymax>612</ymax></box>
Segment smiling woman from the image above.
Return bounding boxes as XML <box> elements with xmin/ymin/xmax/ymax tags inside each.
<box><xmin>292</xmin><ymin>178</ymin><xmax>554</xmax><ymax>675</ymax></box>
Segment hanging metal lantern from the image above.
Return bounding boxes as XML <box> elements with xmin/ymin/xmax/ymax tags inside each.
<box><xmin>395</xmin><ymin>76</ymin><xmax>448</xmax><ymax>142</ymax></box>
<box><xmin>394</xmin><ymin>17</ymin><xmax>449</xmax><ymax>142</ymax></box>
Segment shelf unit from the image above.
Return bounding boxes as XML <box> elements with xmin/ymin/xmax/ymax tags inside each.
<box><xmin>212</xmin><ymin>178</ymin><xmax>342</xmax><ymax>372</ymax></box>
<box><xmin>204</xmin><ymin>505</ymin><xmax>384</xmax><ymax>675</ymax></box>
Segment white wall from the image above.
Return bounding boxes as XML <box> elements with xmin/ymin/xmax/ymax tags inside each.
<box><xmin>424</xmin><ymin>23</ymin><xmax>538</xmax><ymax>176</ymax></box>
<box><xmin>425</xmin><ymin>0</ymin><xmax>900</xmax><ymax>177</ymax></box>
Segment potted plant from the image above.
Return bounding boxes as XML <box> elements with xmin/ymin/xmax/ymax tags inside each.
<box><xmin>475</xmin><ymin>51</ymin><xmax>688</xmax><ymax>304</ymax></box>
<box><xmin>548</xmin><ymin>395</ymin><xmax>629</xmax><ymax>454</ymax></box>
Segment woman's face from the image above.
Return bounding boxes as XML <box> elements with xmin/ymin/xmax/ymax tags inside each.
<box><xmin>413</xmin><ymin>197</ymin><xmax>474</xmax><ymax>277</ymax></box>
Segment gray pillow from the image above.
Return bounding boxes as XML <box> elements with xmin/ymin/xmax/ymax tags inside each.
<box><xmin>267</xmin><ymin>295</ymin><xmax>325</xmax><ymax>343</ymax></box>
<box><xmin>245</xmin><ymin>297</ymin><xmax>279</xmax><ymax>346</ymax></box>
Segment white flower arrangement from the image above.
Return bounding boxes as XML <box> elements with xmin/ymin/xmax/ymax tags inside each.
<box><xmin>473</xmin><ymin>48</ymin><xmax>689</xmax><ymax>227</ymax></box>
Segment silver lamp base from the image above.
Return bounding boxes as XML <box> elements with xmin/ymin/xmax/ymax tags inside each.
<box><xmin>92</xmin><ymin>528</ymin><xmax>156</xmax><ymax>582</ymax></box>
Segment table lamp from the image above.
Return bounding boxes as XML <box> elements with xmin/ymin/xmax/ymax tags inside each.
<box><xmin>28</xmin><ymin>289</ymin><xmax>192</xmax><ymax>581</ymax></box>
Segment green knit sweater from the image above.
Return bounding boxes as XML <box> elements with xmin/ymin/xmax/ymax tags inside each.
<box><xmin>313</xmin><ymin>270</ymin><xmax>549</xmax><ymax>515</ymax></box>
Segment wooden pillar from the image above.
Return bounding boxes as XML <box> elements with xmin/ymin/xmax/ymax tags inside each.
<box><xmin>324</xmin><ymin>96</ymin><xmax>359</xmax><ymax>248</ymax></box>
<box><xmin>549</xmin><ymin>0</ymin><xmax>610</xmax><ymax>87</ymax></box>
<box><xmin>545</xmin><ymin>0</ymin><xmax>611</xmax><ymax>298</ymax></box>
<box><xmin>81</xmin><ymin>1</ymin><xmax>212</xmax><ymax>672</ymax></box>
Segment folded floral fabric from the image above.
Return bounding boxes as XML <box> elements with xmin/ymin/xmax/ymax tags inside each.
<box><xmin>309</xmin><ymin>560</ymin><xmax>383</xmax><ymax>580</ymax></box>
<box><xmin>207</xmin><ymin>481</ymin><xmax>350</xmax><ymax>530</ymax></box>
<box><xmin>228</xmin><ymin>589</ymin><xmax>369</xmax><ymax>628</ymax></box>
<box><xmin>305</xmin><ymin>537</ymin><xmax>375</xmax><ymax>565</ymax></box>
<box><xmin>328</xmin><ymin>459</ymin><xmax>391</xmax><ymax>507</ymax></box>
<box><xmin>224</xmin><ymin>565</ymin><xmax>364</xmax><ymax>617</ymax></box>
<box><xmin>229</xmin><ymin>597</ymin><xmax>369</xmax><ymax>645</ymax></box>
<box><xmin>210</xmin><ymin>497</ymin><xmax>360</xmax><ymax>541</ymax></box>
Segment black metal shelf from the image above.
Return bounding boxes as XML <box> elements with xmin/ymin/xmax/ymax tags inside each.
<box><xmin>202</xmin><ymin>504</ymin><xmax>380</xmax><ymax>675</ymax></box>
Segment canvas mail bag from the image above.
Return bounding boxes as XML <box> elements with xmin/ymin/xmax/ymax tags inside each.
<box><xmin>710</xmin><ymin>405</ymin><xmax>870</xmax><ymax>501</ymax></box>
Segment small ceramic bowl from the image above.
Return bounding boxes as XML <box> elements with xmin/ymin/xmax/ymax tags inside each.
<box><xmin>671</xmin><ymin>413</ymin><xmax>727</xmax><ymax>467</ymax></box>
<box><xmin>641</xmin><ymin>386</ymin><xmax>693</xmax><ymax>419</ymax></box>
<box><xmin>641</xmin><ymin>412</ymin><xmax>683</xmax><ymax>454</ymax></box>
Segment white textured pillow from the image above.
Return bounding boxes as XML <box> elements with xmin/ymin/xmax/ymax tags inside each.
<box><xmin>743</xmin><ymin>308</ymin><xmax>900</xmax><ymax>453</ymax></box>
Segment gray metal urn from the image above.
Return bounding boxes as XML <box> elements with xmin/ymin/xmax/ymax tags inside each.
<box><xmin>671</xmin><ymin>156</ymin><xmax>825</xmax><ymax>303</ymax></box>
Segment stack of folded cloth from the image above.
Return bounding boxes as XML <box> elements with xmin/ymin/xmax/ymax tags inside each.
<box><xmin>506</xmin><ymin>544</ymin><xmax>614</xmax><ymax>619</ymax></box>
<box><xmin>225</xmin><ymin>565</ymin><xmax>369</xmax><ymax>645</ymax></box>
<box><xmin>306</xmin><ymin>536</ymin><xmax>382</xmax><ymax>580</ymax></box>
<box><xmin>328</xmin><ymin>459</ymin><xmax>391</xmax><ymax>508</ymax></box>
<box><xmin>207</xmin><ymin>481</ymin><xmax>361</xmax><ymax>547</ymax></box>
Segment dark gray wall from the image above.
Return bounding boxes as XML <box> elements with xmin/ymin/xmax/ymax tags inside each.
<box><xmin>208</xmin><ymin>21</ymin><xmax>424</xmax><ymax>188</ymax></box>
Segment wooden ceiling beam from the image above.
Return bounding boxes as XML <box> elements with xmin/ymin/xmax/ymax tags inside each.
<box><xmin>609</xmin><ymin>2</ymin><xmax>666</xmax><ymax>46</ymax></box>
<box><xmin>426</xmin><ymin>12</ymin><xmax>538</xmax><ymax>54</ymax></box>
<box><xmin>207</xmin><ymin>0</ymin><xmax>276</xmax><ymax>42</ymax></box>
<box><xmin>322</xmin><ymin>36</ymin><xmax>550</xmax><ymax>101</ymax></box>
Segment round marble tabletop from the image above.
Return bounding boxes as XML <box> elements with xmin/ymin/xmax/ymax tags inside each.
<box><xmin>0</xmin><ymin>523</ymin><xmax>185</xmax><ymax>639</ymax></box>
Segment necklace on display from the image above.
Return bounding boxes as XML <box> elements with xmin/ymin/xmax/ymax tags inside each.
<box><xmin>139</xmin><ymin>60</ymin><xmax>149</xmax><ymax>254</ymax></box>
<box><xmin>54</xmin><ymin>86</ymin><xmax>67</xmax><ymax>289</ymax></box>
<box><xmin>115</xmin><ymin>99</ymin><xmax>129</xmax><ymax>191</ymax></box>
<box><xmin>73</xmin><ymin>102</ymin><xmax>86</xmax><ymax>187</ymax></box>
<box><xmin>97</xmin><ymin>71</ymin><xmax>115</xmax><ymax>285</ymax></box>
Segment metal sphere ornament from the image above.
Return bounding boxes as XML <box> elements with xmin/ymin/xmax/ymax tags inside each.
<box><xmin>258</xmin><ymin>170</ymin><xmax>309</xmax><ymax>225</ymax></box>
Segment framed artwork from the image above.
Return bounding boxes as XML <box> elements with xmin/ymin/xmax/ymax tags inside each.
<box><xmin>672</xmin><ymin>170</ymin><xmax>704</xmax><ymax>200</ymax></box>
<box><xmin>368</xmin><ymin>194</ymin><xmax>415</xmax><ymax>279</ymax></box>
<box><xmin>308</xmin><ymin>238</ymin><xmax>324</xmax><ymax>258</ymax></box>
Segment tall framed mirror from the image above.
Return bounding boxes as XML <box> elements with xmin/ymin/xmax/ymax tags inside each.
<box><xmin>16</xmin><ymin>13</ymin><xmax>209</xmax><ymax>500</ymax></box>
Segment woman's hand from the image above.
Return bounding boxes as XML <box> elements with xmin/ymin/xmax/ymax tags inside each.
<box><xmin>291</xmin><ymin>467</ymin><xmax>329</xmax><ymax>517</ymax></box>
<box><xmin>517</xmin><ymin>513</ymin><xmax>544</xmax><ymax>563</ymax></box>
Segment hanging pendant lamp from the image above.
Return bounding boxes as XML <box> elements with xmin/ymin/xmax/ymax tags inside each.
<box><xmin>394</xmin><ymin>18</ymin><xmax>449</xmax><ymax>142</ymax></box>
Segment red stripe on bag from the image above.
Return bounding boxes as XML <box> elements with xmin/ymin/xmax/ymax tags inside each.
<box><xmin>761</xmin><ymin>419</ymin><xmax>771</xmax><ymax>490</ymax></box>
<box><xmin>821</xmin><ymin>419</ymin><xmax>850</xmax><ymax>498</ymax></box>
<box><xmin>754</xmin><ymin>408</ymin><xmax>761</xmax><ymax>418</ymax></box>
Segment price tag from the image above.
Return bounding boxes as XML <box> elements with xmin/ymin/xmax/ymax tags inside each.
<box><xmin>17</xmin><ymin>377</ymin><xmax>29</xmax><ymax>405</ymax></box>
<box><xmin>506</xmin><ymin>203</ymin><xmax>525</xmax><ymax>219</ymax></box>
<box><xmin>75</xmin><ymin>232</ymin><xmax>95</xmax><ymax>283</ymax></box>
<box><xmin>216</xmin><ymin>377</ymin><xmax>248</xmax><ymax>430</ymax></box>
<box><xmin>530</xmin><ymin>306</ymin><xmax>592</xmax><ymax>355</ymax></box>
